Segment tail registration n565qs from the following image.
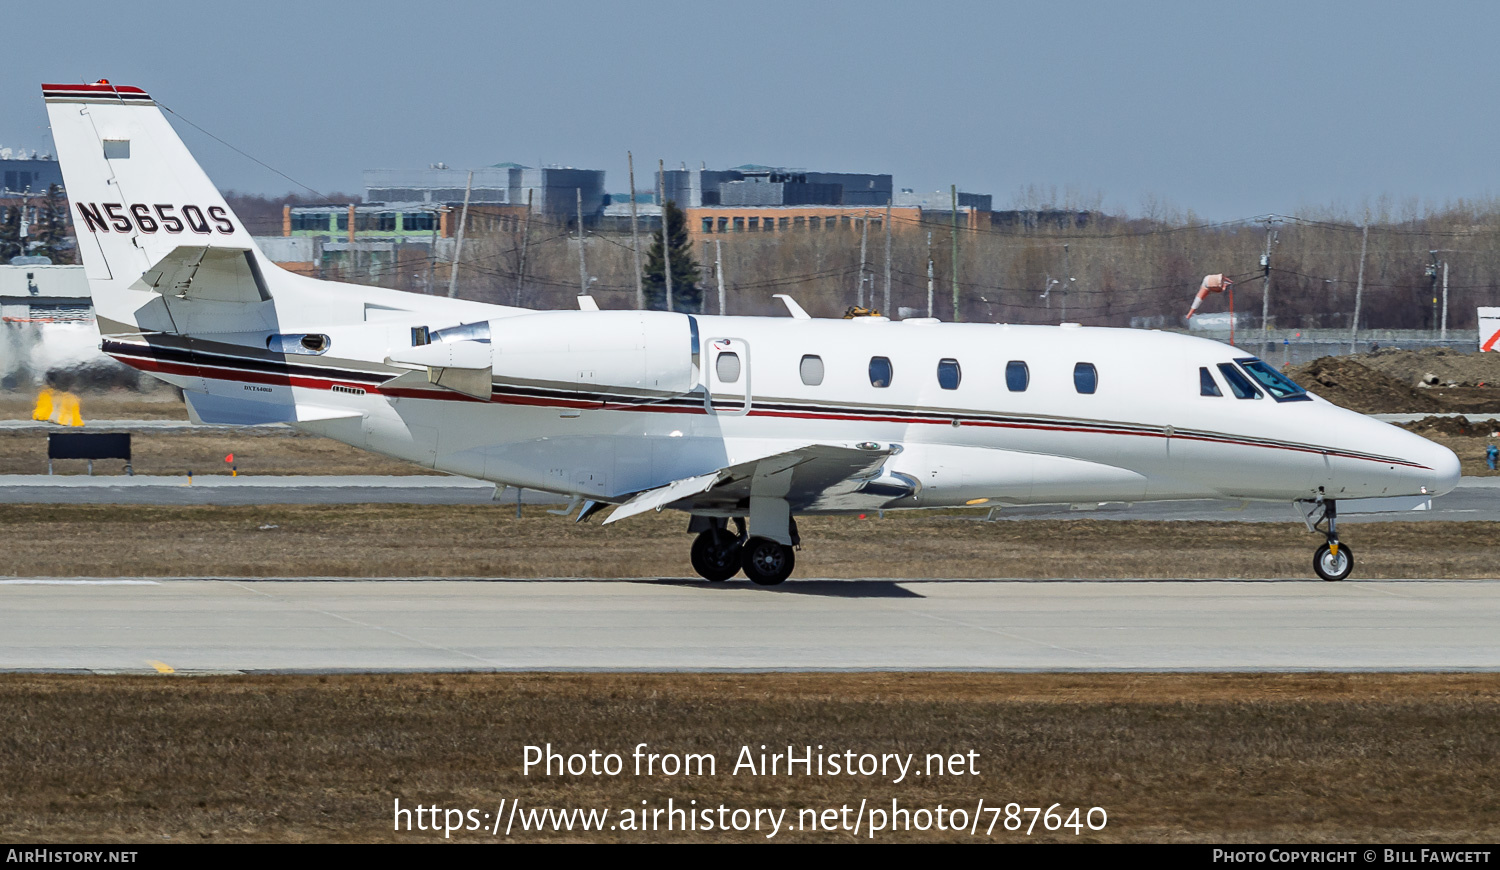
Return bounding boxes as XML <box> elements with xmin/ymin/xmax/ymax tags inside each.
<box><xmin>43</xmin><ymin>81</ymin><xmax>1460</xmax><ymax>584</ymax></box>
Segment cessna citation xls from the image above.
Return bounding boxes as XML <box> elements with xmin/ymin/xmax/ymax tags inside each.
<box><xmin>43</xmin><ymin>81</ymin><xmax>1460</xmax><ymax>585</ymax></box>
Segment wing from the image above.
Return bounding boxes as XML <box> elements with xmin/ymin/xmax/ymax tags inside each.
<box><xmin>603</xmin><ymin>442</ymin><xmax>910</xmax><ymax>524</ymax></box>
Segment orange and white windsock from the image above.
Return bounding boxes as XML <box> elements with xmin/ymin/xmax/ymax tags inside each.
<box><xmin>1186</xmin><ymin>274</ymin><xmax>1231</xmax><ymax>318</ymax></box>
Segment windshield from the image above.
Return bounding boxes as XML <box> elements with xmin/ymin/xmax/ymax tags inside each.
<box><xmin>1237</xmin><ymin>358</ymin><xmax>1310</xmax><ymax>402</ymax></box>
<box><xmin>1217</xmin><ymin>363</ymin><xmax>1262</xmax><ymax>399</ymax></box>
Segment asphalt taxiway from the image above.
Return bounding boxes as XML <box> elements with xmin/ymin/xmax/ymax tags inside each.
<box><xmin>2</xmin><ymin>577</ymin><xmax>1497</xmax><ymax>673</ymax></box>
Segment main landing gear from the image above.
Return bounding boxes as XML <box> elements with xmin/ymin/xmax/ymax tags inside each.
<box><xmin>1300</xmin><ymin>495</ymin><xmax>1354</xmax><ymax>581</ymax></box>
<box><xmin>688</xmin><ymin>517</ymin><xmax>798</xmax><ymax>586</ymax></box>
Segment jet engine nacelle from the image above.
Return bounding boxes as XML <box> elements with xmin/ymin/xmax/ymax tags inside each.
<box><xmin>488</xmin><ymin>309</ymin><xmax>697</xmax><ymax>398</ymax></box>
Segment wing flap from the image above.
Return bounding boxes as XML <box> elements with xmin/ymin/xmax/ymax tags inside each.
<box><xmin>603</xmin><ymin>442</ymin><xmax>897</xmax><ymax>523</ymax></box>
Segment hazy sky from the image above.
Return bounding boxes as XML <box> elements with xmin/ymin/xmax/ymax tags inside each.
<box><xmin>7</xmin><ymin>1</ymin><xmax>1496</xmax><ymax>220</ymax></box>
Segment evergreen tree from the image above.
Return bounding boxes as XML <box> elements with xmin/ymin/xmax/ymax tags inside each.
<box><xmin>30</xmin><ymin>185</ymin><xmax>71</xmax><ymax>264</ymax></box>
<box><xmin>0</xmin><ymin>207</ymin><xmax>21</xmax><ymax>263</ymax></box>
<box><xmin>642</xmin><ymin>200</ymin><xmax>701</xmax><ymax>312</ymax></box>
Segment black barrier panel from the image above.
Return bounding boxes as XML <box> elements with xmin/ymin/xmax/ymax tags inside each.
<box><xmin>47</xmin><ymin>432</ymin><xmax>131</xmax><ymax>460</ymax></box>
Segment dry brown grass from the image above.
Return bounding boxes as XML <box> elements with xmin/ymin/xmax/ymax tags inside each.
<box><xmin>0</xmin><ymin>673</ymin><xmax>1495</xmax><ymax>843</ymax></box>
<box><xmin>0</xmin><ymin>390</ymin><xmax>188</xmax><ymax>421</ymax></box>
<box><xmin>0</xmin><ymin>504</ymin><xmax>1495</xmax><ymax>579</ymax></box>
<box><xmin>0</xmin><ymin>430</ymin><xmax>425</xmax><ymax>477</ymax></box>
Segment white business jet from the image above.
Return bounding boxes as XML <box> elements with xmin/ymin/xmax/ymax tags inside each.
<box><xmin>43</xmin><ymin>81</ymin><xmax>1460</xmax><ymax>585</ymax></box>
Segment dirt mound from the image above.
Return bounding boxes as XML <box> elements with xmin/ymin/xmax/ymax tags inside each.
<box><xmin>1401</xmin><ymin>415</ymin><xmax>1500</xmax><ymax>437</ymax></box>
<box><xmin>1288</xmin><ymin>356</ymin><xmax>1444</xmax><ymax>414</ymax></box>
<box><xmin>1357</xmin><ymin>347</ymin><xmax>1500</xmax><ymax>387</ymax></box>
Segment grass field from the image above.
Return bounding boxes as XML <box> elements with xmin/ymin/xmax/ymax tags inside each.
<box><xmin>0</xmin><ymin>504</ymin><xmax>1496</xmax><ymax>579</ymax></box>
<box><xmin>0</xmin><ymin>673</ymin><xmax>1495</xmax><ymax>843</ymax></box>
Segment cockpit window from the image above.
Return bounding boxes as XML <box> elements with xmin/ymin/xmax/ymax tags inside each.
<box><xmin>1199</xmin><ymin>367</ymin><xmax>1222</xmax><ymax>397</ymax></box>
<box><xmin>1237</xmin><ymin>358</ymin><xmax>1311</xmax><ymax>402</ymax></box>
<box><xmin>1217</xmin><ymin>363</ymin><xmax>1262</xmax><ymax>399</ymax></box>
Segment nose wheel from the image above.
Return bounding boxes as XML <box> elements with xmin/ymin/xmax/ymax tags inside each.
<box><xmin>1314</xmin><ymin>541</ymin><xmax>1354</xmax><ymax>581</ymax></box>
<box><xmin>1299</xmin><ymin>496</ymin><xmax>1354</xmax><ymax>581</ymax></box>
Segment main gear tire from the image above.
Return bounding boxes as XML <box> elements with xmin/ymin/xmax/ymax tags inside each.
<box><xmin>741</xmin><ymin>537</ymin><xmax>795</xmax><ymax>586</ymax></box>
<box><xmin>690</xmin><ymin>529</ymin><xmax>742</xmax><ymax>582</ymax></box>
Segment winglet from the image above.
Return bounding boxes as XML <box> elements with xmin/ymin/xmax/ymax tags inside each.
<box><xmin>772</xmin><ymin>294</ymin><xmax>811</xmax><ymax>320</ymax></box>
<box><xmin>577</xmin><ymin>295</ymin><xmax>600</xmax><ymax>311</ymax></box>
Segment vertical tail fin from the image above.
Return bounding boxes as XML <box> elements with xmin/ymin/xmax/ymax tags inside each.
<box><xmin>42</xmin><ymin>82</ymin><xmax>266</xmax><ymax>333</ymax></box>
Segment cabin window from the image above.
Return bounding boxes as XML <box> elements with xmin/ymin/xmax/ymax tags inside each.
<box><xmin>1073</xmin><ymin>362</ymin><xmax>1098</xmax><ymax>394</ymax></box>
<box><xmin>1200</xmin><ymin>367</ymin><xmax>1222</xmax><ymax>397</ymax></box>
<box><xmin>1238</xmin><ymin>358</ymin><xmax>1311</xmax><ymax>402</ymax></box>
<box><xmin>869</xmin><ymin>356</ymin><xmax>893</xmax><ymax>388</ymax></box>
<box><xmin>799</xmin><ymin>354</ymin><xmax>825</xmax><ymax>386</ymax></box>
<box><xmin>937</xmin><ymin>358</ymin><xmax>961</xmax><ymax>390</ymax></box>
<box><xmin>1005</xmin><ymin>360</ymin><xmax>1029</xmax><ymax>392</ymax></box>
<box><xmin>1217</xmin><ymin>362</ymin><xmax>1262</xmax><ymax>399</ymax></box>
<box><xmin>716</xmin><ymin>352</ymin><xmax>742</xmax><ymax>384</ymax></box>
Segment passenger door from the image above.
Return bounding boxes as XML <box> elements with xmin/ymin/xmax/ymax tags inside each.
<box><xmin>704</xmin><ymin>337</ymin><xmax>750</xmax><ymax>416</ymax></box>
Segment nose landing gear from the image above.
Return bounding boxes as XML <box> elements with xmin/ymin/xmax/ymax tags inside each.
<box><xmin>1299</xmin><ymin>495</ymin><xmax>1354</xmax><ymax>581</ymax></box>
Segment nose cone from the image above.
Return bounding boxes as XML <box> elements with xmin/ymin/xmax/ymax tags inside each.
<box><xmin>1424</xmin><ymin>439</ymin><xmax>1462</xmax><ymax>496</ymax></box>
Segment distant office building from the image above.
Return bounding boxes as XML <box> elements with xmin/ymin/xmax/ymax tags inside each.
<box><xmin>363</xmin><ymin>163</ymin><xmax>606</xmax><ymax>223</ymax></box>
<box><xmin>660</xmin><ymin>166</ymin><xmax>893</xmax><ymax>208</ymax></box>
<box><xmin>893</xmin><ymin>188</ymin><xmax>994</xmax><ymax>213</ymax></box>
<box><xmin>0</xmin><ymin>150</ymin><xmax>63</xmax><ymax>194</ymax></box>
<box><xmin>683</xmin><ymin>205</ymin><xmax>923</xmax><ymax>243</ymax></box>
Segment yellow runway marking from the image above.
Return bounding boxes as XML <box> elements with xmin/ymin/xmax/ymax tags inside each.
<box><xmin>147</xmin><ymin>660</ymin><xmax>175</xmax><ymax>674</ymax></box>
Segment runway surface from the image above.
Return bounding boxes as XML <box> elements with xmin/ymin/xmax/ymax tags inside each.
<box><xmin>0</xmin><ymin>475</ymin><xmax>568</xmax><ymax>505</ymax></box>
<box><xmin>3</xmin><ymin>577</ymin><xmax>1498</xmax><ymax>673</ymax></box>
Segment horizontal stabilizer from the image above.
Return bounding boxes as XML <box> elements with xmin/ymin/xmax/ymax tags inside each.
<box><xmin>129</xmin><ymin>246</ymin><xmax>270</xmax><ymax>303</ymax></box>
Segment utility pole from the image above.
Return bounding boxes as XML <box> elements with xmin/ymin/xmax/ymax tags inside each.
<box><xmin>950</xmin><ymin>184</ymin><xmax>960</xmax><ymax>321</ymax></box>
<box><xmin>1061</xmin><ymin>243</ymin><xmax>1071</xmax><ymax>323</ymax></box>
<box><xmin>856</xmin><ymin>212</ymin><xmax>869</xmax><ymax>307</ymax></box>
<box><xmin>658</xmin><ymin>159</ymin><xmax>673</xmax><ymax>312</ymax></box>
<box><xmin>576</xmin><ymin>188</ymin><xmax>588</xmax><ymax>296</ymax></box>
<box><xmin>627</xmin><ymin>151</ymin><xmax>643</xmax><ymax>310</ymax></box>
<box><xmin>1426</xmin><ymin>251</ymin><xmax>1440</xmax><ymax>337</ymax></box>
<box><xmin>1259</xmin><ymin>218</ymin><xmax>1278</xmax><ymax>353</ymax></box>
<box><xmin>514</xmin><ymin>189</ymin><xmax>533</xmax><ymax>306</ymax></box>
<box><xmin>1350</xmin><ymin>221</ymin><xmax>1368</xmax><ymax>353</ymax></box>
<box><xmin>926</xmin><ymin>231</ymin><xmax>934</xmax><ymax>318</ymax></box>
<box><xmin>447</xmin><ymin>170</ymin><xmax>473</xmax><ymax>298</ymax></box>
<box><xmin>1441</xmin><ymin>260</ymin><xmax>1450</xmax><ymax>342</ymax></box>
<box><xmin>426</xmin><ymin>209</ymin><xmax>438</xmax><ymax>294</ymax></box>
<box><xmin>883</xmin><ymin>199</ymin><xmax>892</xmax><ymax>315</ymax></box>
<box><xmin>715</xmin><ymin>238</ymin><xmax>725</xmax><ymax>315</ymax></box>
